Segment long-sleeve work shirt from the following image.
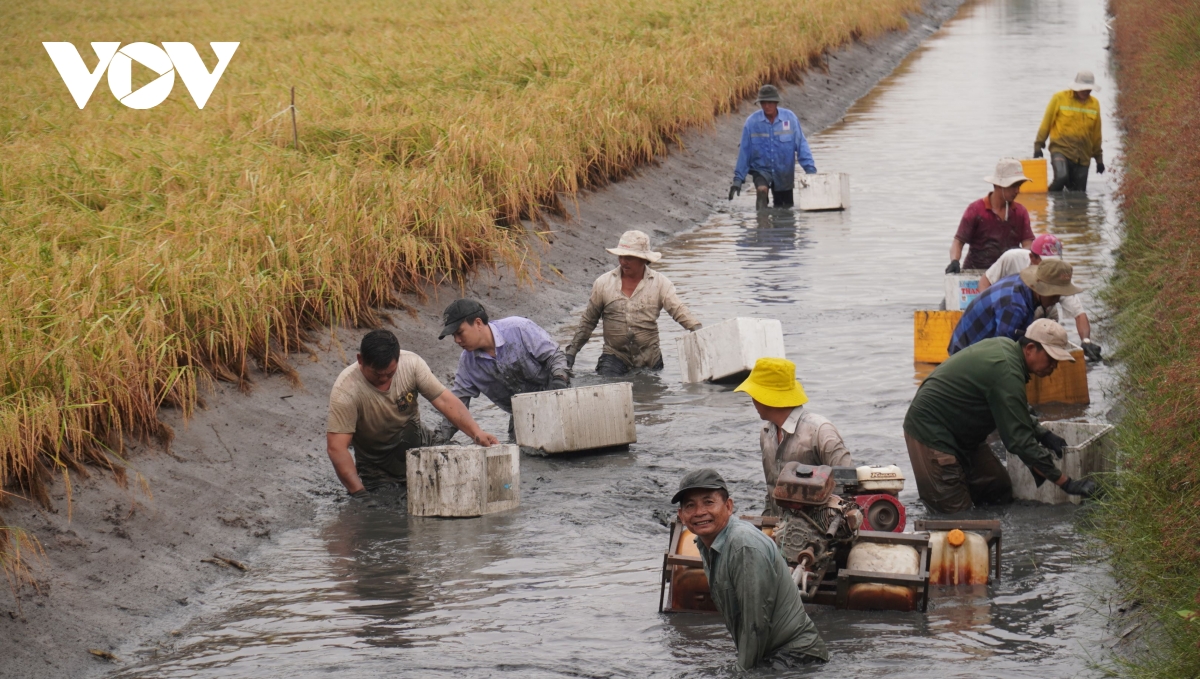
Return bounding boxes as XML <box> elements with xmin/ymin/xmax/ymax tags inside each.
<box><xmin>948</xmin><ymin>274</ymin><xmax>1041</xmax><ymax>355</ymax></box>
<box><xmin>903</xmin><ymin>337</ymin><xmax>1060</xmax><ymax>483</ymax></box>
<box><xmin>697</xmin><ymin>518</ymin><xmax>829</xmax><ymax>669</ymax></box>
<box><xmin>732</xmin><ymin>108</ymin><xmax>816</xmax><ymax>192</ymax></box>
<box><xmin>1035</xmin><ymin>90</ymin><xmax>1103</xmax><ymax>167</ymax></box>
<box><xmin>437</xmin><ymin>317</ymin><xmax>568</xmax><ymax>439</ymax></box>
<box><xmin>566</xmin><ymin>267</ymin><xmax>700</xmax><ymax>369</ymax></box>
<box><xmin>761</xmin><ymin>407</ymin><xmax>852</xmax><ymax>515</ymax></box>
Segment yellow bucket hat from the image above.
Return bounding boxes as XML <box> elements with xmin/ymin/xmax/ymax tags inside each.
<box><xmin>734</xmin><ymin>357</ymin><xmax>808</xmax><ymax>408</ymax></box>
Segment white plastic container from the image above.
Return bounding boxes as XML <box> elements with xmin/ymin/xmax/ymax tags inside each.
<box><xmin>1007</xmin><ymin>421</ymin><xmax>1114</xmax><ymax>505</ymax></box>
<box><xmin>845</xmin><ymin>542</ymin><xmax>920</xmax><ymax>611</ymax></box>
<box><xmin>928</xmin><ymin>529</ymin><xmax>990</xmax><ymax>585</ymax></box>
<box><xmin>944</xmin><ymin>270</ymin><xmax>985</xmax><ymax>311</ymax></box>
<box><xmin>797</xmin><ymin>172</ymin><xmax>850</xmax><ymax>211</ymax></box>
<box><xmin>406</xmin><ymin>444</ymin><xmax>520</xmax><ymax>517</ymax></box>
<box><xmin>511</xmin><ymin>383</ymin><xmax>636</xmax><ymax>453</ymax></box>
<box><xmin>676</xmin><ymin>317</ymin><xmax>786</xmax><ymax>383</ymax></box>
<box><xmin>855</xmin><ymin>465</ymin><xmax>905</xmax><ymax>493</ymax></box>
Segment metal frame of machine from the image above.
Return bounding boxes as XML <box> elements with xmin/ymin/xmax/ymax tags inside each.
<box><xmin>833</xmin><ymin>530</ymin><xmax>932</xmax><ymax>611</ymax></box>
<box><xmin>914</xmin><ymin>519</ymin><xmax>1003</xmax><ymax>582</ymax></box>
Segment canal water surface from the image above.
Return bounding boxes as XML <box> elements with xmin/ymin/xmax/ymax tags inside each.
<box><xmin>115</xmin><ymin>0</ymin><xmax>1123</xmax><ymax>676</ymax></box>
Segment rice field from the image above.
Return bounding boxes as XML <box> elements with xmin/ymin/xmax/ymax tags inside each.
<box><xmin>0</xmin><ymin>0</ymin><xmax>916</xmax><ymax>506</ymax></box>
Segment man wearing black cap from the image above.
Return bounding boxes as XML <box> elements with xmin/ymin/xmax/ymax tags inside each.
<box><xmin>729</xmin><ymin>84</ymin><xmax>817</xmax><ymax>211</ymax></box>
<box><xmin>673</xmin><ymin>469</ymin><xmax>828</xmax><ymax>669</ymax></box>
<box><xmin>434</xmin><ymin>299</ymin><xmax>570</xmax><ymax>442</ymax></box>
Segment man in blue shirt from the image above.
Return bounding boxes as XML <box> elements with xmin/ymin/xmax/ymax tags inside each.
<box><xmin>729</xmin><ymin>84</ymin><xmax>817</xmax><ymax>210</ymax></box>
<box><xmin>948</xmin><ymin>259</ymin><xmax>1083</xmax><ymax>355</ymax></box>
<box><xmin>434</xmin><ymin>299</ymin><xmax>570</xmax><ymax>441</ymax></box>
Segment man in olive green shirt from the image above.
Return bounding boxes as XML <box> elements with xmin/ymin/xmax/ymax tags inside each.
<box><xmin>903</xmin><ymin>319</ymin><xmax>1098</xmax><ymax>513</ymax></box>
<box><xmin>672</xmin><ymin>468</ymin><xmax>828</xmax><ymax>669</ymax></box>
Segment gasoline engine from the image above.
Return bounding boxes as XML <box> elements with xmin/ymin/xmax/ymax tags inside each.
<box><xmin>771</xmin><ymin>462</ymin><xmax>863</xmax><ymax>598</ymax></box>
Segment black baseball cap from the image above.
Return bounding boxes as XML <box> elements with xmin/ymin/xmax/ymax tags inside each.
<box><xmin>439</xmin><ymin>298</ymin><xmax>488</xmax><ymax>339</ymax></box>
<box><xmin>671</xmin><ymin>468</ymin><xmax>729</xmax><ymax>504</ymax></box>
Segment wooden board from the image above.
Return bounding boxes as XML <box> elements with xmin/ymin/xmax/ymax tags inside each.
<box><xmin>1026</xmin><ymin>349</ymin><xmax>1089</xmax><ymax>405</ymax></box>
<box><xmin>913</xmin><ymin>310</ymin><xmax>962</xmax><ymax>364</ymax></box>
<box><xmin>406</xmin><ymin>445</ymin><xmax>520</xmax><ymax>517</ymax></box>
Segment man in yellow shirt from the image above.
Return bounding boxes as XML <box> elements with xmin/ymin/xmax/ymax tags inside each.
<box><xmin>1033</xmin><ymin>71</ymin><xmax>1105</xmax><ymax>192</ymax></box>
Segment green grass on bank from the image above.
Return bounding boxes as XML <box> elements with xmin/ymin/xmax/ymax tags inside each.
<box><xmin>1098</xmin><ymin>0</ymin><xmax>1200</xmax><ymax>674</ymax></box>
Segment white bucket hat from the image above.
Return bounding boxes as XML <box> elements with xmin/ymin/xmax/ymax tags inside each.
<box><xmin>605</xmin><ymin>230</ymin><xmax>662</xmax><ymax>263</ymax></box>
<box><xmin>984</xmin><ymin>157</ymin><xmax>1030</xmax><ymax>188</ymax></box>
<box><xmin>1070</xmin><ymin>70</ymin><xmax>1099</xmax><ymax>92</ymax></box>
<box><xmin>1025</xmin><ymin>318</ymin><xmax>1079</xmax><ymax>362</ymax></box>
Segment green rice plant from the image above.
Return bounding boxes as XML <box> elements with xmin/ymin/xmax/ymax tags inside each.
<box><xmin>0</xmin><ymin>0</ymin><xmax>917</xmax><ymax>504</ymax></box>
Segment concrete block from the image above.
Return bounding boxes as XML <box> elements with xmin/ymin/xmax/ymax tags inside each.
<box><xmin>1027</xmin><ymin>349</ymin><xmax>1089</xmax><ymax>405</ymax></box>
<box><xmin>511</xmin><ymin>383</ymin><xmax>636</xmax><ymax>453</ymax></box>
<box><xmin>913</xmin><ymin>310</ymin><xmax>962</xmax><ymax>364</ymax></box>
<box><xmin>944</xmin><ymin>270</ymin><xmax>985</xmax><ymax>311</ymax></box>
<box><xmin>1019</xmin><ymin>158</ymin><xmax>1049</xmax><ymax>193</ymax></box>
<box><xmin>797</xmin><ymin>172</ymin><xmax>850</xmax><ymax>211</ymax></box>
<box><xmin>406</xmin><ymin>444</ymin><xmax>520</xmax><ymax>517</ymax></box>
<box><xmin>1007</xmin><ymin>421</ymin><xmax>1113</xmax><ymax>505</ymax></box>
<box><xmin>677</xmin><ymin>317</ymin><xmax>786</xmax><ymax>383</ymax></box>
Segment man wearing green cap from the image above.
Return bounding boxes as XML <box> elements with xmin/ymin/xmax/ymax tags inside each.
<box><xmin>673</xmin><ymin>468</ymin><xmax>828</xmax><ymax>669</ymax></box>
<box><xmin>735</xmin><ymin>358</ymin><xmax>853</xmax><ymax>514</ymax></box>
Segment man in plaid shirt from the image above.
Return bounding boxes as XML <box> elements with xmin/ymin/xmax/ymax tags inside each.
<box><xmin>949</xmin><ymin>259</ymin><xmax>1083</xmax><ymax>355</ymax></box>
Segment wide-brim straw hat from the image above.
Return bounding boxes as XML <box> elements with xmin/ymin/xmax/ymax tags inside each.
<box><xmin>734</xmin><ymin>357</ymin><xmax>808</xmax><ymax>408</ymax></box>
<box><xmin>606</xmin><ymin>229</ymin><xmax>662</xmax><ymax>263</ymax></box>
<box><xmin>984</xmin><ymin>157</ymin><xmax>1030</xmax><ymax>188</ymax></box>
<box><xmin>1025</xmin><ymin>318</ymin><xmax>1079</xmax><ymax>362</ymax></box>
<box><xmin>1020</xmin><ymin>260</ymin><xmax>1083</xmax><ymax>297</ymax></box>
<box><xmin>1070</xmin><ymin>70</ymin><xmax>1100</xmax><ymax>92</ymax></box>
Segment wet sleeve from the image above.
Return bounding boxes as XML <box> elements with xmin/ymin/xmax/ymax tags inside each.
<box><xmin>987</xmin><ymin>375</ymin><xmax>1061</xmax><ymax>482</ymax></box>
<box><xmin>795</xmin><ymin>123</ymin><xmax>816</xmax><ymax>174</ymax></box>
<box><xmin>566</xmin><ymin>281</ymin><xmax>605</xmax><ymax>356</ymax></box>
<box><xmin>727</xmin><ymin>545</ymin><xmax>780</xmax><ymax>670</ymax></box>
<box><xmin>412</xmin><ymin>356</ymin><xmax>448</xmax><ymax>402</ymax></box>
<box><xmin>1035</xmin><ymin>94</ymin><xmax>1058</xmax><ymax>147</ymax></box>
<box><xmin>451</xmin><ymin>355</ymin><xmax>481</xmax><ymax>400</ymax></box>
<box><xmin>733</xmin><ymin>121</ymin><xmax>752</xmax><ymax>184</ymax></box>
<box><xmin>521</xmin><ymin>321</ymin><xmax>567</xmax><ymax>378</ymax></box>
<box><xmin>954</xmin><ymin>203</ymin><xmax>977</xmax><ymax>243</ymax></box>
<box><xmin>326</xmin><ymin>386</ymin><xmax>358</xmax><ymax>434</ymax></box>
<box><xmin>661</xmin><ymin>278</ymin><xmax>701</xmax><ymax>330</ymax></box>
<box><xmin>816</xmin><ymin>423</ymin><xmax>853</xmax><ymax>467</ymax></box>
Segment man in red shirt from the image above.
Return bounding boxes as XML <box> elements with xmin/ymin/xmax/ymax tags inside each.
<box><xmin>946</xmin><ymin>158</ymin><xmax>1035</xmax><ymax>273</ymax></box>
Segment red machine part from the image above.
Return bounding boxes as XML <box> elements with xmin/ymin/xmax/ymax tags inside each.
<box><xmin>855</xmin><ymin>493</ymin><xmax>905</xmax><ymax>533</ymax></box>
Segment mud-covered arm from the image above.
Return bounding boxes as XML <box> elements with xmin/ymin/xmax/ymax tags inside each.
<box><xmin>815</xmin><ymin>422</ymin><xmax>853</xmax><ymax>467</ymax></box>
<box><xmin>727</xmin><ymin>545</ymin><xmax>780</xmax><ymax>670</ymax></box>
<box><xmin>325</xmin><ymin>433</ymin><xmax>363</xmax><ymax>494</ymax></box>
<box><xmin>430</xmin><ymin>389</ymin><xmax>497</xmax><ymax>447</ymax></box>
<box><xmin>661</xmin><ymin>278</ymin><xmax>701</xmax><ymax>331</ymax></box>
<box><xmin>987</xmin><ymin>378</ymin><xmax>1060</xmax><ymax>482</ymax></box>
<box><xmin>566</xmin><ymin>283</ymin><xmax>605</xmax><ymax>357</ymax></box>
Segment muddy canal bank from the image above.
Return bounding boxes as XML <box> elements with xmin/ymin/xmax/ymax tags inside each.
<box><xmin>0</xmin><ymin>1</ymin><xmax>969</xmax><ymax>677</ymax></box>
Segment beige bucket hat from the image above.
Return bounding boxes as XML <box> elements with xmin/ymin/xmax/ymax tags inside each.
<box><xmin>606</xmin><ymin>230</ymin><xmax>662</xmax><ymax>263</ymax></box>
<box><xmin>1019</xmin><ymin>260</ymin><xmax>1084</xmax><ymax>296</ymax></box>
<box><xmin>1025</xmin><ymin>318</ymin><xmax>1079</xmax><ymax>362</ymax></box>
<box><xmin>984</xmin><ymin>157</ymin><xmax>1030</xmax><ymax>187</ymax></box>
<box><xmin>1070</xmin><ymin>70</ymin><xmax>1100</xmax><ymax>92</ymax></box>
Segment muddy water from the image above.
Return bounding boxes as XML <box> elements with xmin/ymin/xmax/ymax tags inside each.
<box><xmin>116</xmin><ymin>0</ymin><xmax>1123</xmax><ymax>676</ymax></box>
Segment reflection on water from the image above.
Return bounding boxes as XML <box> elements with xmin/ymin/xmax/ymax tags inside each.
<box><xmin>116</xmin><ymin>0</ymin><xmax>1121</xmax><ymax>676</ymax></box>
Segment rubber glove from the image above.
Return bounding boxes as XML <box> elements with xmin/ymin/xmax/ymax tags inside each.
<box><xmin>565</xmin><ymin>352</ymin><xmax>576</xmax><ymax>370</ymax></box>
<box><xmin>350</xmin><ymin>488</ymin><xmax>371</xmax><ymax>500</ymax></box>
<box><xmin>1038</xmin><ymin>430</ymin><xmax>1068</xmax><ymax>458</ymax></box>
<box><xmin>728</xmin><ymin>184</ymin><xmax>741</xmax><ymax>200</ymax></box>
<box><xmin>1033</xmin><ymin>144</ymin><xmax>1044</xmax><ymax>159</ymax></box>
<box><xmin>1095</xmin><ymin>161</ymin><xmax>1106</xmax><ymax>174</ymax></box>
<box><xmin>548</xmin><ymin>375</ymin><xmax>569</xmax><ymax>391</ymax></box>
<box><xmin>1082</xmin><ymin>339</ymin><xmax>1103</xmax><ymax>362</ymax></box>
<box><xmin>945</xmin><ymin>260</ymin><xmax>961</xmax><ymax>274</ymax></box>
<box><xmin>1061</xmin><ymin>477</ymin><xmax>1099</xmax><ymax>498</ymax></box>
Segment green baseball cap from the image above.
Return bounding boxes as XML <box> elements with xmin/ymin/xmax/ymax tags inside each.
<box><xmin>439</xmin><ymin>298</ymin><xmax>488</xmax><ymax>339</ymax></box>
<box><xmin>671</xmin><ymin>468</ymin><xmax>729</xmax><ymax>504</ymax></box>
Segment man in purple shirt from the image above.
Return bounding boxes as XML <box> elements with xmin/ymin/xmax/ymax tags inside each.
<box><xmin>946</xmin><ymin>158</ymin><xmax>1035</xmax><ymax>273</ymax></box>
<box><xmin>433</xmin><ymin>299</ymin><xmax>570</xmax><ymax>441</ymax></box>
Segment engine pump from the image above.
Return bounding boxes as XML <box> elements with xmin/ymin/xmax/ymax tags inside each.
<box><xmin>772</xmin><ymin>462</ymin><xmax>863</xmax><ymax>598</ymax></box>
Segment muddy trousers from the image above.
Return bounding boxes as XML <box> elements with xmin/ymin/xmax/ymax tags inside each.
<box><xmin>596</xmin><ymin>353</ymin><xmax>663</xmax><ymax>376</ymax></box>
<box><xmin>904</xmin><ymin>433</ymin><xmax>1012</xmax><ymax>514</ymax></box>
<box><xmin>750</xmin><ymin>171</ymin><xmax>794</xmax><ymax>208</ymax></box>
<box><xmin>1049</xmin><ymin>152</ymin><xmax>1090</xmax><ymax>191</ymax></box>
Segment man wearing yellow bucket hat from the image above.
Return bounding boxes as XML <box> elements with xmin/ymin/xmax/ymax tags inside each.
<box><xmin>735</xmin><ymin>358</ymin><xmax>852</xmax><ymax>514</ymax></box>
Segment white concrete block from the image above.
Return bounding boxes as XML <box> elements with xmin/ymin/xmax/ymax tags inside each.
<box><xmin>1007</xmin><ymin>421</ymin><xmax>1114</xmax><ymax>505</ymax></box>
<box><xmin>511</xmin><ymin>383</ymin><xmax>636</xmax><ymax>454</ymax></box>
<box><xmin>406</xmin><ymin>444</ymin><xmax>520</xmax><ymax>517</ymax></box>
<box><xmin>676</xmin><ymin>317</ymin><xmax>786</xmax><ymax>383</ymax></box>
<box><xmin>797</xmin><ymin>172</ymin><xmax>850</xmax><ymax>211</ymax></box>
<box><xmin>944</xmin><ymin>270</ymin><xmax>985</xmax><ymax>311</ymax></box>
